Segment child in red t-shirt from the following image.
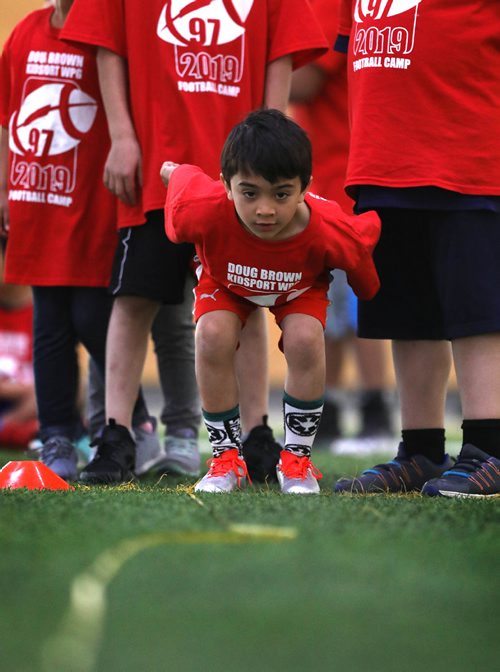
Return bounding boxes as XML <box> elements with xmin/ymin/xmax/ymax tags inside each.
<box><xmin>161</xmin><ymin>109</ymin><xmax>381</xmax><ymax>494</ymax></box>
<box><xmin>0</xmin><ymin>1</ymin><xmax>157</xmax><ymax>480</ymax></box>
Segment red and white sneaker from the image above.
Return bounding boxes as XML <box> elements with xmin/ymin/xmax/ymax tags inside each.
<box><xmin>194</xmin><ymin>449</ymin><xmax>249</xmax><ymax>493</ymax></box>
<box><xmin>277</xmin><ymin>450</ymin><xmax>323</xmax><ymax>495</ymax></box>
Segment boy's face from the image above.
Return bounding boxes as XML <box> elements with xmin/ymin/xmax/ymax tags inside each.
<box><xmin>222</xmin><ymin>172</ymin><xmax>309</xmax><ymax>241</ymax></box>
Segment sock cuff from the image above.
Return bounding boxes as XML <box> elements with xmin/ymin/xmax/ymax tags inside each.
<box><xmin>283</xmin><ymin>392</ymin><xmax>324</xmax><ymax>410</ymax></box>
<box><xmin>202</xmin><ymin>405</ymin><xmax>240</xmax><ymax>423</ymax></box>
<box><xmin>461</xmin><ymin>418</ymin><xmax>500</xmax><ymax>428</ymax></box>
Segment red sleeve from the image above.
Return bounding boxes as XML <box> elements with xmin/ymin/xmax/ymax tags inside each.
<box><xmin>306</xmin><ymin>0</ymin><xmax>343</xmax><ymax>77</ymax></box>
<box><xmin>338</xmin><ymin>0</ymin><xmax>353</xmax><ymax>36</ymax></box>
<box><xmin>164</xmin><ymin>165</ymin><xmax>217</xmax><ymax>244</ymax></box>
<box><xmin>267</xmin><ymin>0</ymin><xmax>329</xmax><ymax>70</ymax></box>
<box><xmin>61</xmin><ymin>0</ymin><xmax>126</xmax><ymax>57</ymax></box>
<box><xmin>322</xmin><ymin>203</ymin><xmax>381</xmax><ymax>300</ymax></box>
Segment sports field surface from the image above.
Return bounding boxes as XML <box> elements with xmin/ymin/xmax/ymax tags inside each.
<box><xmin>1</xmin><ymin>440</ymin><xmax>498</xmax><ymax>672</ymax></box>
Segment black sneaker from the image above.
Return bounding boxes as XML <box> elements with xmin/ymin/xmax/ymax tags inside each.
<box><xmin>422</xmin><ymin>444</ymin><xmax>500</xmax><ymax>498</ymax></box>
<box><xmin>334</xmin><ymin>442</ymin><xmax>453</xmax><ymax>494</ymax></box>
<box><xmin>242</xmin><ymin>416</ymin><xmax>281</xmax><ymax>483</ymax></box>
<box><xmin>80</xmin><ymin>419</ymin><xmax>136</xmax><ymax>484</ymax></box>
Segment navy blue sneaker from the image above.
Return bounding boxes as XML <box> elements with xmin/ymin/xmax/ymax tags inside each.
<box><xmin>422</xmin><ymin>444</ymin><xmax>500</xmax><ymax>498</ymax></box>
<box><xmin>334</xmin><ymin>443</ymin><xmax>453</xmax><ymax>494</ymax></box>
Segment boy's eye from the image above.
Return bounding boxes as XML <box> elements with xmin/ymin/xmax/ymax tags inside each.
<box><xmin>276</xmin><ymin>192</ymin><xmax>290</xmax><ymax>200</ymax></box>
<box><xmin>242</xmin><ymin>190</ymin><xmax>256</xmax><ymax>199</ymax></box>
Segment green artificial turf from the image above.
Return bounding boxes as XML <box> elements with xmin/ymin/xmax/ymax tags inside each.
<box><xmin>0</xmin><ymin>447</ymin><xmax>498</xmax><ymax>672</ymax></box>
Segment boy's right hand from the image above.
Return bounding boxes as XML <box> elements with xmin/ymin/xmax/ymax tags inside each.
<box><xmin>104</xmin><ymin>136</ymin><xmax>142</xmax><ymax>206</ymax></box>
<box><xmin>160</xmin><ymin>161</ymin><xmax>179</xmax><ymax>187</ymax></box>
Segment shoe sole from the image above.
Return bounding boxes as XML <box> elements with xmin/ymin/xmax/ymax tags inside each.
<box><xmin>134</xmin><ymin>455</ymin><xmax>167</xmax><ymax>476</ymax></box>
<box><xmin>156</xmin><ymin>460</ymin><xmax>200</xmax><ymax>478</ymax></box>
<box><xmin>79</xmin><ymin>470</ymin><xmax>135</xmax><ymax>485</ymax></box>
<box><xmin>433</xmin><ymin>489</ymin><xmax>500</xmax><ymax>499</ymax></box>
<box><xmin>277</xmin><ymin>472</ymin><xmax>320</xmax><ymax>495</ymax></box>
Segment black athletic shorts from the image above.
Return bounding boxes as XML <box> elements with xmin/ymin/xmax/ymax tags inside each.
<box><xmin>358</xmin><ymin>208</ymin><xmax>500</xmax><ymax>340</ymax></box>
<box><xmin>109</xmin><ymin>210</ymin><xmax>194</xmax><ymax>304</ymax></box>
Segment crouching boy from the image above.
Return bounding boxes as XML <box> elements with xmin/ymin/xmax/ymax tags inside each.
<box><xmin>161</xmin><ymin>109</ymin><xmax>380</xmax><ymax>494</ymax></box>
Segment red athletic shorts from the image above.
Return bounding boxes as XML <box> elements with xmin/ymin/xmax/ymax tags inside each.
<box><xmin>194</xmin><ymin>273</ymin><xmax>329</xmax><ymax>349</ymax></box>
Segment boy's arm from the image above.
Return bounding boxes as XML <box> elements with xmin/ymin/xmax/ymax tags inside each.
<box><xmin>97</xmin><ymin>47</ymin><xmax>142</xmax><ymax>207</ymax></box>
<box><xmin>160</xmin><ymin>161</ymin><xmax>180</xmax><ymax>187</ymax></box>
<box><xmin>0</xmin><ymin>126</ymin><xmax>9</xmax><ymax>236</ymax></box>
<box><xmin>290</xmin><ymin>64</ymin><xmax>326</xmax><ymax>103</ymax></box>
<box><xmin>263</xmin><ymin>55</ymin><xmax>293</xmax><ymax>111</ymax></box>
<box><xmin>324</xmin><ymin>208</ymin><xmax>381</xmax><ymax>300</ymax></box>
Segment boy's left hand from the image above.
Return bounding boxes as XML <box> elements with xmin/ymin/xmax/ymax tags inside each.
<box><xmin>160</xmin><ymin>161</ymin><xmax>179</xmax><ymax>186</ymax></box>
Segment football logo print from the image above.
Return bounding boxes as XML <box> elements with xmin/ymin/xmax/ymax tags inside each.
<box><xmin>355</xmin><ymin>0</ymin><xmax>422</xmax><ymax>22</ymax></box>
<box><xmin>206</xmin><ymin>424</ymin><xmax>227</xmax><ymax>444</ymax></box>
<box><xmin>285</xmin><ymin>413</ymin><xmax>321</xmax><ymax>437</ymax></box>
<box><xmin>9</xmin><ymin>82</ymin><xmax>98</xmax><ymax>157</ymax></box>
<box><xmin>157</xmin><ymin>0</ymin><xmax>254</xmax><ymax>47</ymax></box>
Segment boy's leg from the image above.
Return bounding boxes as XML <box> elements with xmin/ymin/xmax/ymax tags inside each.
<box><xmin>237</xmin><ymin>307</ymin><xmax>283</xmax><ymax>483</ymax></box>
<box><xmin>423</xmin><ymin>333</ymin><xmax>500</xmax><ymax>497</ymax></box>
<box><xmin>86</xmin><ymin>350</ymin><xmax>162</xmax><ymax>477</ymax></box>
<box><xmin>81</xmin><ymin>212</ymin><xmax>190</xmax><ymax>484</ymax></box>
<box><xmin>194</xmin><ymin>310</ymin><xmax>248</xmax><ymax>493</ymax></box>
<box><xmin>278</xmin><ymin>314</ymin><xmax>325</xmax><ymax>494</ymax></box>
<box><xmin>105</xmin><ymin>295</ymin><xmax>159</xmax><ymax>429</ymax></box>
<box><xmin>32</xmin><ymin>286</ymin><xmax>79</xmax><ymax>480</ymax></box>
<box><xmin>236</xmin><ymin>307</ymin><xmax>269</xmax><ymax>433</ymax></box>
<box><xmin>335</xmin><ymin>339</ymin><xmax>453</xmax><ymax>493</ymax></box>
<box><xmin>79</xmin><ymin>295</ymin><xmax>158</xmax><ymax>484</ymax></box>
<box><xmin>151</xmin><ymin>273</ymin><xmax>202</xmax><ymax>476</ymax></box>
<box><xmin>335</xmin><ymin>210</ymin><xmax>454</xmax><ymax>493</ymax></box>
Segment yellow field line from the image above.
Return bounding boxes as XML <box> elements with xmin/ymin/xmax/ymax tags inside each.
<box><xmin>41</xmin><ymin>524</ymin><xmax>297</xmax><ymax>672</ymax></box>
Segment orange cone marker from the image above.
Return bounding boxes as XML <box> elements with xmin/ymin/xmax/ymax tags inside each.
<box><xmin>0</xmin><ymin>461</ymin><xmax>73</xmax><ymax>491</ymax></box>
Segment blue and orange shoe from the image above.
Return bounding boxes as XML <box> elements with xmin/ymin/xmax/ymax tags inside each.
<box><xmin>334</xmin><ymin>443</ymin><xmax>453</xmax><ymax>494</ymax></box>
<box><xmin>422</xmin><ymin>444</ymin><xmax>500</xmax><ymax>498</ymax></box>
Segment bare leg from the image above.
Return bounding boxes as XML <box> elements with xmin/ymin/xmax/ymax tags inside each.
<box><xmin>195</xmin><ymin>310</ymin><xmax>242</xmax><ymax>413</ymax></box>
<box><xmin>392</xmin><ymin>339</ymin><xmax>452</xmax><ymax>429</ymax></box>
<box><xmin>452</xmin><ymin>333</ymin><xmax>500</xmax><ymax>418</ymax></box>
<box><xmin>282</xmin><ymin>314</ymin><xmax>325</xmax><ymax>400</ymax></box>
<box><xmin>105</xmin><ymin>295</ymin><xmax>159</xmax><ymax>430</ymax></box>
<box><xmin>235</xmin><ymin>308</ymin><xmax>269</xmax><ymax>433</ymax></box>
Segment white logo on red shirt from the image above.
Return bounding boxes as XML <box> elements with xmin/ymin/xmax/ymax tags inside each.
<box><xmin>354</xmin><ymin>0</ymin><xmax>421</xmax><ymax>22</ymax></box>
<box><xmin>157</xmin><ymin>1</ymin><xmax>255</xmax><ymax>97</ymax></box>
<box><xmin>157</xmin><ymin>0</ymin><xmax>254</xmax><ymax>46</ymax></box>
<box><xmin>9</xmin><ymin>82</ymin><xmax>97</xmax><ymax>157</ymax></box>
<box><xmin>352</xmin><ymin>0</ymin><xmax>422</xmax><ymax>72</ymax></box>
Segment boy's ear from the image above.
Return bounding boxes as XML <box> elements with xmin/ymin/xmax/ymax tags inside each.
<box><xmin>220</xmin><ymin>173</ymin><xmax>233</xmax><ymax>200</ymax></box>
<box><xmin>299</xmin><ymin>176</ymin><xmax>313</xmax><ymax>202</ymax></box>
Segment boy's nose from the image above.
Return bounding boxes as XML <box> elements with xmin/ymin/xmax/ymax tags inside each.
<box><xmin>256</xmin><ymin>200</ymin><xmax>275</xmax><ymax>215</ymax></box>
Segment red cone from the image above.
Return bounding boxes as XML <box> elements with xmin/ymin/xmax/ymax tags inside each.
<box><xmin>0</xmin><ymin>461</ymin><xmax>73</xmax><ymax>491</ymax></box>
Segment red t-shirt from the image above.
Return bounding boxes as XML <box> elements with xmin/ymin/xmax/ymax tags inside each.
<box><xmin>0</xmin><ymin>8</ymin><xmax>117</xmax><ymax>286</ymax></box>
<box><xmin>289</xmin><ymin>0</ymin><xmax>352</xmax><ymax>211</ymax></box>
<box><xmin>62</xmin><ymin>0</ymin><xmax>329</xmax><ymax>228</ymax></box>
<box><xmin>0</xmin><ymin>303</ymin><xmax>33</xmax><ymax>386</ymax></box>
<box><xmin>339</xmin><ymin>0</ymin><xmax>500</xmax><ymax>196</ymax></box>
<box><xmin>165</xmin><ymin>165</ymin><xmax>381</xmax><ymax>304</ymax></box>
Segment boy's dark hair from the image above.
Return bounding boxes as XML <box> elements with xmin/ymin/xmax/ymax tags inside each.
<box><xmin>220</xmin><ymin>108</ymin><xmax>312</xmax><ymax>191</ymax></box>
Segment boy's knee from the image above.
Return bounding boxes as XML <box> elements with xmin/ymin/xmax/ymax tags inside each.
<box><xmin>196</xmin><ymin>314</ymin><xmax>238</xmax><ymax>359</ymax></box>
